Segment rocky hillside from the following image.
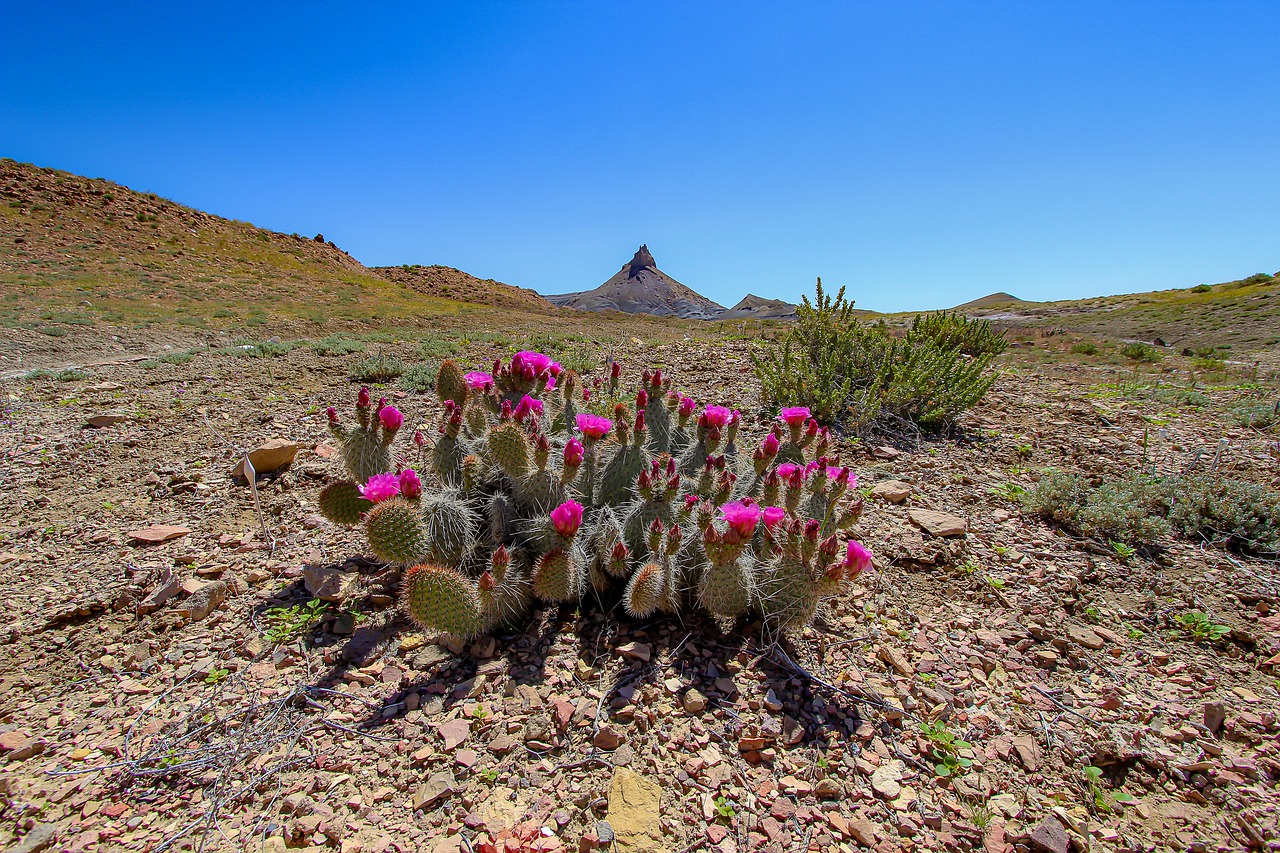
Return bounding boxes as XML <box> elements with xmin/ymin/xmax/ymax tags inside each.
<box><xmin>720</xmin><ymin>293</ymin><xmax>798</xmax><ymax>321</ymax></box>
<box><xmin>0</xmin><ymin>159</ymin><xmax>549</xmax><ymax>330</ymax></box>
<box><xmin>546</xmin><ymin>245</ymin><xmax>728</xmax><ymax>320</ymax></box>
<box><xmin>373</xmin><ymin>264</ymin><xmax>554</xmax><ymax>313</ymax></box>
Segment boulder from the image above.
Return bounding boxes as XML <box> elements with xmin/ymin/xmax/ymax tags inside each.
<box><xmin>232</xmin><ymin>439</ymin><xmax>299</xmax><ymax>482</ymax></box>
<box><xmin>908</xmin><ymin>509</ymin><xmax>967</xmax><ymax>537</ymax></box>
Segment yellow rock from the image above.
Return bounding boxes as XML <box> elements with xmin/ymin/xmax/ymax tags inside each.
<box><xmin>607</xmin><ymin>767</ymin><xmax>664</xmax><ymax>852</ymax></box>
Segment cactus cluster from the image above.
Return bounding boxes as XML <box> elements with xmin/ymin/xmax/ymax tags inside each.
<box><xmin>318</xmin><ymin>352</ymin><xmax>874</xmax><ymax>640</ymax></box>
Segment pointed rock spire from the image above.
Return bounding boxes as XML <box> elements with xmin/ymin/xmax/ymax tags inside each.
<box><xmin>628</xmin><ymin>244</ymin><xmax>656</xmax><ymax>277</ymax></box>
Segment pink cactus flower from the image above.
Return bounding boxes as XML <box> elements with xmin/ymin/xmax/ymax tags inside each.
<box><xmin>844</xmin><ymin>540</ymin><xmax>872</xmax><ymax>576</ymax></box>
<box><xmin>358</xmin><ymin>472</ymin><xmax>401</xmax><ymax>503</ymax></box>
<box><xmin>464</xmin><ymin>371</ymin><xmax>495</xmax><ymax>391</ymax></box>
<box><xmin>678</xmin><ymin>396</ymin><xmax>696</xmax><ymax>417</ymax></box>
<box><xmin>513</xmin><ymin>394</ymin><xmax>544</xmax><ymax>422</ymax></box>
<box><xmin>702</xmin><ymin>405</ymin><xmax>733</xmax><ymax>428</ymax></box>
<box><xmin>378</xmin><ymin>405</ymin><xmax>404</xmax><ymax>432</ymax></box>
<box><xmin>548</xmin><ymin>362</ymin><xmax>563</xmax><ymax>377</ymax></box>
<box><xmin>760</xmin><ymin>433</ymin><xmax>780</xmax><ymax>457</ymax></box>
<box><xmin>575</xmin><ymin>413</ymin><xmax>613</xmax><ymax>439</ymax></box>
<box><xmin>563</xmin><ymin>438</ymin><xmax>585</xmax><ymax>468</ymax></box>
<box><xmin>776</xmin><ymin>463</ymin><xmax>801</xmax><ymax>481</ymax></box>
<box><xmin>545</xmin><ymin>376</ymin><xmax>557</xmax><ymax>392</ymax></box>
<box><xmin>516</xmin><ymin>351</ymin><xmax>553</xmax><ymax>376</ymax></box>
<box><xmin>357</xmin><ymin>386</ymin><xmax>371</xmax><ymax>408</ymax></box>
<box><xmin>550</xmin><ymin>499</ymin><xmax>584</xmax><ymax>538</ymax></box>
<box><xmin>325</xmin><ymin>406</ymin><xmax>338</xmax><ymax>422</ymax></box>
<box><xmin>778</xmin><ymin>407</ymin><xmax>811</xmax><ymax>427</ymax></box>
<box><xmin>398</xmin><ymin>469</ymin><xmax>422</xmax><ymax>499</ymax></box>
<box><xmin>720</xmin><ymin>501</ymin><xmax>762</xmax><ymax>537</ymax></box>
<box><xmin>762</xmin><ymin>506</ymin><xmax>787</xmax><ymax>530</ymax></box>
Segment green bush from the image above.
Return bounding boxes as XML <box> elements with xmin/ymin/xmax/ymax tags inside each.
<box><xmin>1071</xmin><ymin>342</ymin><xmax>1100</xmax><ymax>355</ymax></box>
<box><xmin>909</xmin><ymin>312</ymin><xmax>1008</xmax><ymax>357</ymax></box>
<box><xmin>398</xmin><ymin>363</ymin><xmax>437</xmax><ymax>393</ymax></box>
<box><xmin>1190</xmin><ymin>284</ymin><xmax>1213</xmax><ymax>294</ymax></box>
<box><xmin>1025</xmin><ymin>469</ymin><xmax>1280</xmax><ymax>554</ymax></box>
<box><xmin>753</xmin><ymin>280</ymin><xmax>1000</xmax><ymax>430</ymax></box>
<box><xmin>417</xmin><ymin>334</ymin><xmax>461</xmax><ymax>360</ymax></box>
<box><xmin>1120</xmin><ymin>342</ymin><xmax>1161</xmax><ymax>363</ymax></box>
<box><xmin>312</xmin><ymin>334</ymin><xmax>366</xmax><ymax>356</ymax></box>
<box><xmin>352</xmin><ymin>352</ymin><xmax>404</xmax><ymax>383</ymax></box>
<box><xmin>1232</xmin><ymin>401</ymin><xmax>1279</xmax><ymax>429</ymax></box>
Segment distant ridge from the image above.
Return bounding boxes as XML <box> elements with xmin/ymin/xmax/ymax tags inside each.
<box><xmin>720</xmin><ymin>294</ymin><xmax>797</xmax><ymax>321</ymax></box>
<box><xmin>952</xmin><ymin>292</ymin><xmax>1025</xmax><ymax>311</ymax></box>
<box><xmin>545</xmin><ymin>245</ymin><xmax>726</xmax><ymax>320</ymax></box>
<box><xmin>374</xmin><ymin>264</ymin><xmax>554</xmax><ymax>312</ymax></box>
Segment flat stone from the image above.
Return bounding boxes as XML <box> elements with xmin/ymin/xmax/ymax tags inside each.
<box><xmin>128</xmin><ymin>524</ymin><xmax>191</xmax><ymax>544</ymax></box>
<box><xmin>871</xmin><ymin>480</ymin><xmax>913</xmax><ymax>503</ymax></box>
<box><xmin>303</xmin><ymin>565</ymin><xmax>357</xmax><ymax>603</ymax></box>
<box><xmin>412</xmin><ymin>772</ymin><xmax>455</xmax><ymax>810</ymax></box>
<box><xmin>682</xmin><ymin>689</ymin><xmax>708</xmax><ymax>713</ymax></box>
<box><xmin>85</xmin><ymin>414</ymin><xmax>128</xmax><ymax>428</ymax></box>
<box><xmin>847</xmin><ymin>815</ymin><xmax>878</xmax><ymax>847</ymax></box>
<box><xmin>1204</xmin><ymin>701</ymin><xmax>1226</xmax><ymax>734</ymax></box>
<box><xmin>1012</xmin><ymin>735</ymin><xmax>1040</xmax><ymax>771</ymax></box>
<box><xmin>232</xmin><ymin>439</ymin><xmax>300</xmax><ymax>481</ymax></box>
<box><xmin>437</xmin><ymin>719</ymin><xmax>470</xmax><ymax>751</ymax></box>
<box><xmin>908</xmin><ymin>509</ymin><xmax>966</xmax><ymax>537</ymax></box>
<box><xmin>1066</xmin><ymin>624</ymin><xmax>1105</xmax><ymax>650</ymax></box>
<box><xmin>136</xmin><ymin>573</ymin><xmax>182</xmax><ymax>615</ymax></box>
<box><xmin>1028</xmin><ymin>817</ymin><xmax>1070</xmax><ymax>853</ymax></box>
<box><xmin>9</xmin><ymin>824</ymin><xmax>56</xmax><ymax>853</ymax></box>
<box><xmin>616</xmin><ymin>642</ymin><xmax>651</xmax><ymax>663</ymax></box>
<box><xmin>870</xmin><ymin>761</ymin><xmax>904</xmax><ymax>799</ymax></box>
<box><xmin>594</xmin><ymin>726</ymin><xmax>625</xmax><ymax>750</ymax></box>
<box><xmin>606</xmin><ymin>768</ymin><xmax>664</xmax><ymax>853</ymax></box>
<box><xmin>178</xmin><ymin>580</ymin><xmax>227</xmax><ymax>622</ymax></box>
<box><xmin>877</xmin><ymin>644</ymin><xmax>914</xmax><ymax>677</ymax></box>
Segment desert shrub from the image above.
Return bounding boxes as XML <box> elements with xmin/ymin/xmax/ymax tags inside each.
<box><xmin>1120</xmin><ymin>342</ymin><xmax>1161</xmax><ymax>363</ymax></box>
<box><xmin>1026</xmin><ymin>469</ymin><xmax>1280</xmax><ymax>554</ymax></box>
<box><xmin>21</xmin><ymin>368</ymin><xmax>55</xmax><ymax>381</ymax></box>
<box><xmin>909</xmin><ymin>312</ymin><xmax>1008</xmax><ymax>357</ymax></box>
<box><xmin>1190</xmin><ymin>284</ymin><xmax>1213</xmax><ymax>294</ymax></box>
<box><xmin>1071</xmin><ymin>342</ymin><xmax>1100</xmax><ymax>355</ymax></box>
<box><xmin>417</xmin><ymin>333</ymin><xmax>461</xmax><ymax>360</ymax></box>
<box><xmin>1232</xmin><ymin>401</ymin><xmax>1279</xmax><ymax>429</ymax></box>
<box><xmin>398</xmin><ymin>363</ymin><xmax>437</xmax><ymax>393</ymax></box>
<box><xmin>352</xmin><ymin>352</ymin><xmax>404</xmax><ymax>383</ymax></box>
<box><xmin>312</xmin><ymin>334</ymin><xmax>365</xmax><ymax>356</ymax></box>
<box><xmin>38</xmin><ymin>325</ymin><xmax>67</xmax><ymax>337</ymax></box>
<box><xmin>56</xmin><ymin>368</ymin><xmax>89</xmax><ymax>382</ymax></box>
<box><xmin>235</xmin><ymin>339</ymin><xmax>299</xmax><ymax>358</ymax></box>
<box><xmin>753</xmin><ymin>280</ymin><xmax>1000</xmax><ymax>430</ymax></box>
<box><xmin>160</xmin><ymin>351</ymin><xmax>195</xmax><ymax>365</ymax></box>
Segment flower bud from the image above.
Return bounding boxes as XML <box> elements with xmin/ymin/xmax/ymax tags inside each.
<box><xmin>326</xmin><ymin>406</ymin><xmax>338</xmax><ymax>422</ymax></box>
<box><xmin>357</xmin><ymin>386</ymin><xmax>371</xmax><ymax>408</ymax></box>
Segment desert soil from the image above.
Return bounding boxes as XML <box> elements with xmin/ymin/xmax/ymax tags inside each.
<box><xmin>0</xmin><ymin>333</ymin><xmax>1277</xmax><ymax>853</ymax></box>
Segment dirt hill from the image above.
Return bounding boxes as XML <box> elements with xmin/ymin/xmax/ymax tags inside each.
<box><xmin>545</xmin><ymin>245</ymin><xmax>727</xmax><ymax>320</ymax></box>
<box><xmin>373</xmin><ymin>264</ymin><xmax>554</xmax><ymax>313</ymax></box>
<box><xmin>953</xmin><ymin>291</ymin><xmax>1025</xmax><ymax>311</ymax></box>
<box><xmin>0</xmin><ymin>159</ymin><xmax>549</xmax><ymax>332</ymax></box>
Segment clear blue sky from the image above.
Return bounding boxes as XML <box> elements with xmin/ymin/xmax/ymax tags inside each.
<box><xmin>3</xmin><ymin>3</ymin><xmax>1277</xmax><ymax>311</ymax></box>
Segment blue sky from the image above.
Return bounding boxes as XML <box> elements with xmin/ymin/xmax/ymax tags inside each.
<box><xmin>3</xmin><ymin>3</ymin><xmax>1277</xmax><ymax>311</ymax></box>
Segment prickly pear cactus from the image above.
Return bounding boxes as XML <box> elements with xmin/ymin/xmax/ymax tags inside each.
<box><xmin>316</xmin><ymin>352</ymin><xmax>873</xmax><ymax>642</ymax></box>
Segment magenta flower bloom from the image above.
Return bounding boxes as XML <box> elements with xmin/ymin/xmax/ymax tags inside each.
<box><xmin>516</xmin><ymin>351</ymin><xmax>553</xmax><ymax>375</ymax></box>
<box><xmin>464</xmin><ymin>371</ymin><xmax>495</xmax><ymax>391</ymax></box>
<box><xmin>760</xmin><ymin>433</ymin><xmax>780</xmax><ymax>457</ymax></box>
<box><xmin>325</xmin><ymin>406</ymin><xmax>338</xmax><ymax>422</ymax></box>
<box><xmin>357</xmin><ymin>386</ymin><xmax>371</xmax><ymax>408</ymax></box>
<box><xmin>762</xmin><ymin>506</ymin><xmax>787</xmax><ymax>530</ymax></box>
<box><xmin>550</xmin><ymin>499</ymin><xmax>584</xmax><ymax>538</ymax></box>
<box><xmin>776</xmin><ymin>463</ymin><xmax>801</xmax><ymax>481</ymax></box>
<box><xmin>636</xmin><ymin>388</ymin><xmax>648</xmax><ymax>408</ymax></box>
<box><xmin>778</xmin><ymin>406</ymin><xmax>811</xmax><ymax>427</ymax></box>
<box><xmin>720</xmin><ymin>501</ymin><xmax>762</xmax><ymax>537</ymax></box>
<box><xmin>844</xmin><ymin>540</ymin><xmax>872</xmax><ymax>575</ymax></box>
<box><xmin>576</xmin><ymin>413</ymin><xmax>613</xmax><ymax>439</ymax></box>
<box><xmin>702</xmin><ymin>405</ymin><xmax>733</xmax><ymax>428</ymax></box>
<box><xmin>545</xmin><ymin>376</ymin><xmax>557</xmax><ymax>392</ymax></box>
<box><xmin>358</xmin><ymin>472</ymin><xmax>401</xmax><ymax>503</ymax></box>
<box><xmin>398</xmin><ymin>469</ymin><xmax>422</xmax><ymax>500</ymax></box>
<box><xmin>513</xmin><ymin>394</ymin><xmax>544</xmax><ymax>422</ymax></box>
<box><xmin>548</xmin><ymin>362</ymin><xmax>563</xmax><ymax>377</ymax></box>
<box><xmin>678</xmin><ymin>396</ymin><xmax>696</xmax><ymax>417</ymax></box>
<box><xmin>378</xmin><ymin>405</ymin><xmax>404</xmax><ymax>432</ymax></box>
<box><xmin>563</xmin><ymin>438</ymin><xmax>585</xmax><ymax>468</ymax></box>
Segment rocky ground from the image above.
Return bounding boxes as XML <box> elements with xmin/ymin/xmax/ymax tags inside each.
<box><xmin>1</xmin><ymin>334</ymin><xmax>1278</xmax><ymax>853</ymax></box>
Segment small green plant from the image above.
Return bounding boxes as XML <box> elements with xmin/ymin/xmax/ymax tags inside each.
<box><xmin>352</xmin><ymin>352</ymin><xmax>405</xmax><ymax>383</ymax></box>
<box><xmin>1174</xmin><ymin>611</ymin><xmax>1230</xmax><ymax>643</ymax></box>
<box><xmin>1109</xmin><ymin>540</ymin><xmax>1136</xmax><ymax>560</ymax></box>
<box><xmin>1120</xmin><ymin>342</ymin><xmax>1161</xmax><ymax>363</ymax></box>
<box><xmin>311</xmin><ymin>334</ymin><xmax>366</xmax><ymax>356</ymax></box>
<box><xmin>398</xmin><ymin>363</ymin><xmax>437</xmax><ymax>393</ymax></box>
<box><xmin>989</xmin><ymin>483</ymin><xmax>1026</xmax><ymax>501</ymax></box>
<box><xmin>1015</xmin><ymin>444</ymin><xmax>1033</xmax><ymax>460</ymax></box>
<box><xmin>1232</xmin><ymin>401</ymin><xmax>1280</xmax><ymax>430</ymax></box>
<box><xmin>969</xmin><ymin>798</ymin><xmax>995</xmax><ymax>830</ymax></box>
<box><xmin>984</xmin><ymin>575</ymin><xmax>1005</xmax><ymax>591</ymax></box>
<box><xmin>1083</xmin><ymin>605</ymin><xmax>1102</xmax><ymax>623</ymax></box>
<box><xmin>712</xmin><ymin>794</ymin><xmax>737</xmax><ymax>820</ymax></box>
<box><xmin>479</xmin><ymin>768</ymin><xmax>499</xmax><ymax>784</ymax></box>
<box><xmin>1123</xmin><ymin>623</ymin><xmax>1145</xmax><ymax>639</ymax></box>
<box><xmin>1070</xmin><ymin>342</ymin><xmax>1100</xmax><ymax>355</ymax></box>
<box><xmin>204</xmin><ymin>667</ymin><xmax>231</xmax><ymax>685</ymax></box>
<box><xmin>1083</xmin><ymin>765</ymin><xmax>1135</xmax><ymax>814</ymax></box>
<box><xmin>262</xmin><ymin>599</ymin><xmax>328</xmax><ymax>644</ymax></box>
<box><xmin>474</xmin><ymin>703</ymin><xmax>488</xmax><ymax>722</ymax></box>
<box><xmin>920</xmin><ymin>719</ymin><xmax>973</xmax><ymax>778</ymax></box>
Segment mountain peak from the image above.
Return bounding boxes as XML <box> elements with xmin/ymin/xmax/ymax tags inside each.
<box><xmin>628</xmin><ymin>244</ymin><xmax>656</xmax><ymax>276</ymax></box>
